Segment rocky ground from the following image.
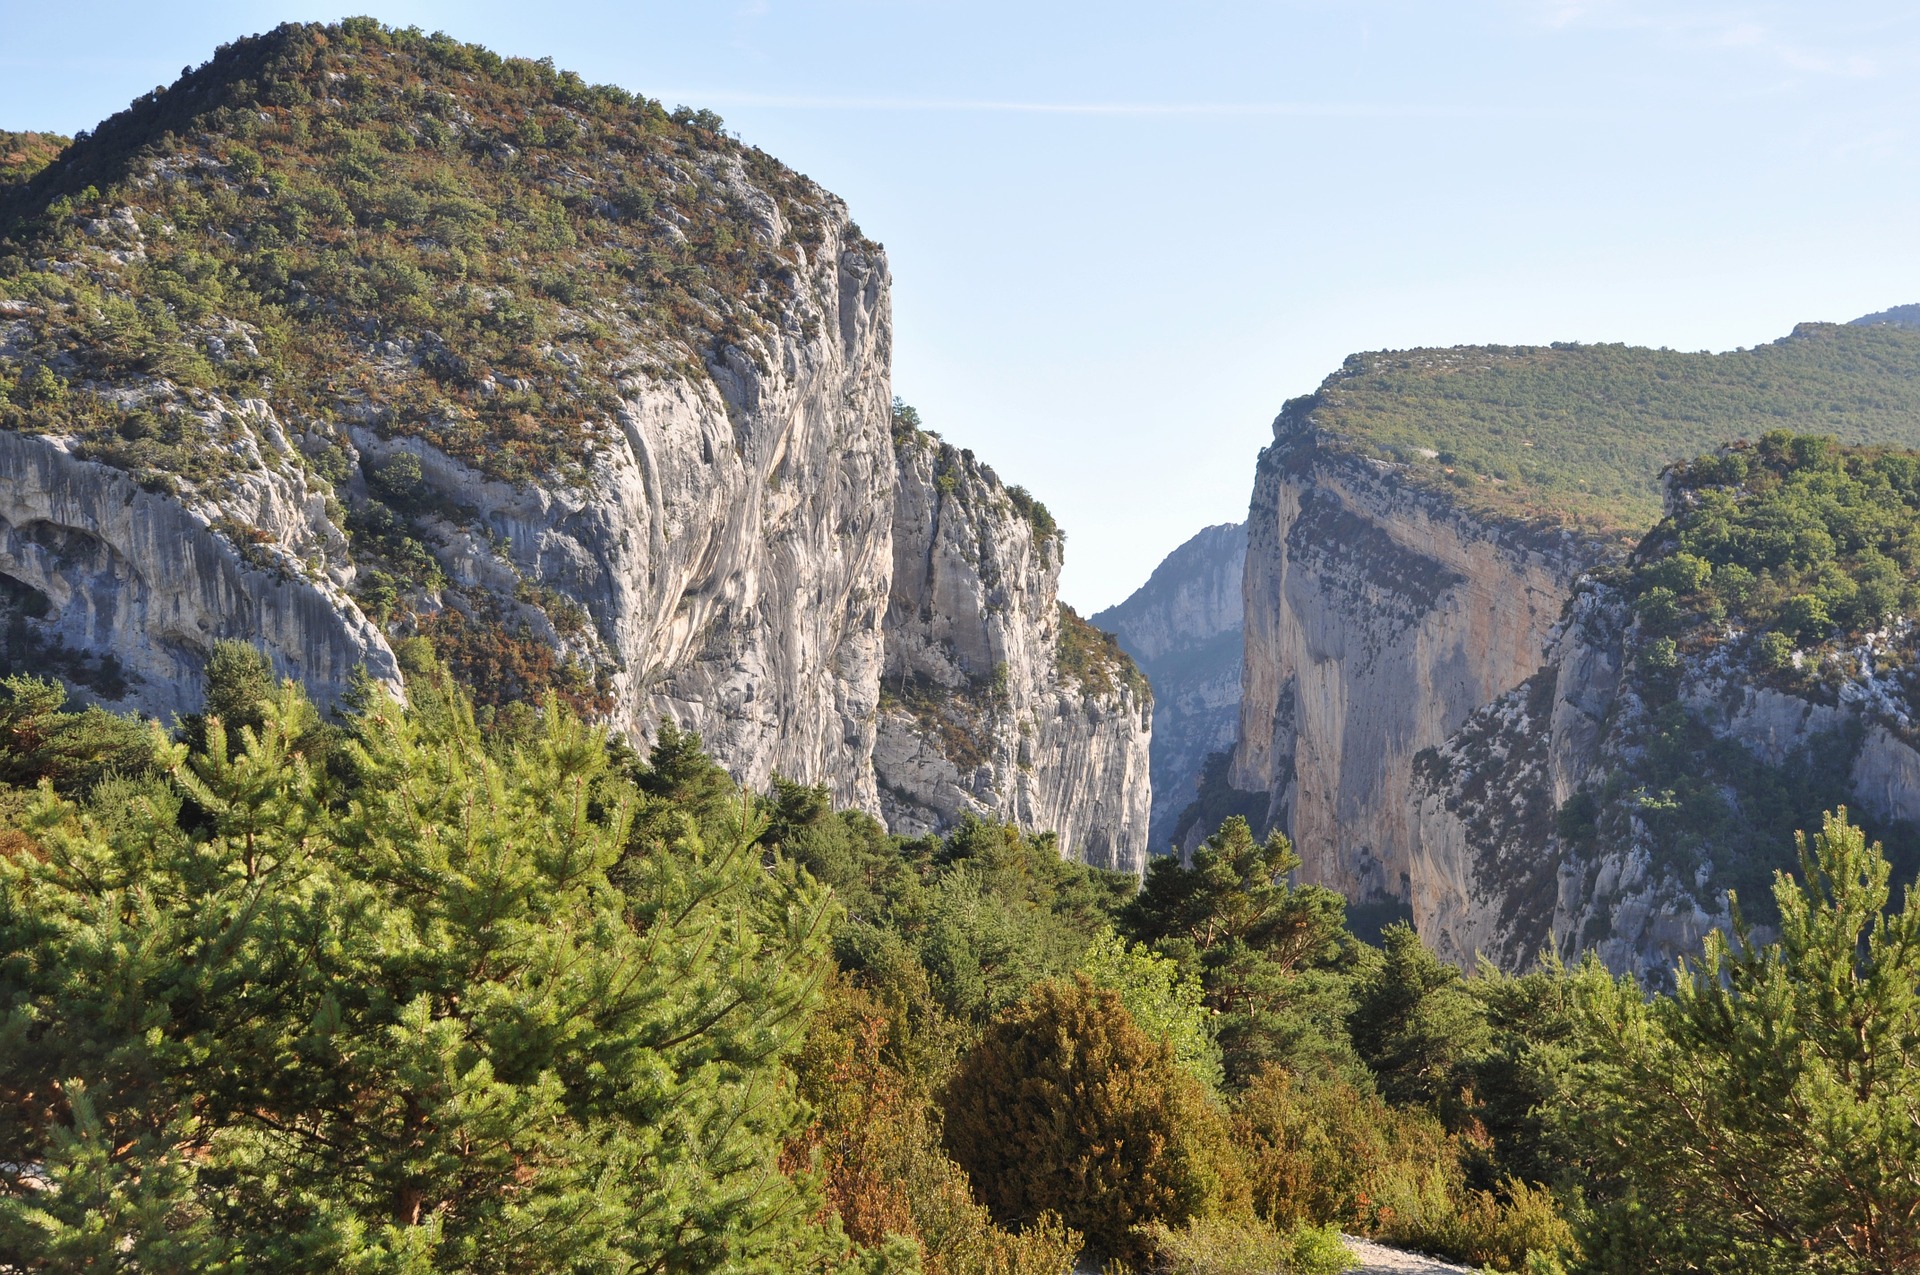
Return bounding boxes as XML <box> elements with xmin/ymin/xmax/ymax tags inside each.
<box><xmin>1342</xmin><ymin>1235</ymin><xmax>1476</xmax><ymax>1274</ymax></box>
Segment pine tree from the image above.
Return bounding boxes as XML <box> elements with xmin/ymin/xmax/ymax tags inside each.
<box><xmin>0</xmin><ymin>677</ymin><xmax>903</xmax><ymax>1273</ymax></box>
<box><xmin>1124</xmin><ymin>817</ymin><xmax>1358</xmax><ymax>1083</ymax></box>
<box><xmin>1565</xmin><ymin>808</ymin><xmax>1920</xmax><ymax>1274</ymax></box>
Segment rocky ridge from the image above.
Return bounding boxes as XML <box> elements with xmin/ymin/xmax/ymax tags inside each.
<box><xmin>876</xmin><ymin>428</ymin><xmax>1151</xmax><ymax>872</ymax></box>
<box><xmin>0</xmin><ymin>20</ymin><xmax>1149</xmax><ymax>864</ymax></box>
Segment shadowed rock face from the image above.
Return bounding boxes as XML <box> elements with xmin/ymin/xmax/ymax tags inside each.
<box><xmin>0</xmin><ymin>425</ymin><xmax>401</xmax><ymax>717</ymax></box>
<box><xmin>1094</xmin><ymin>522</ymin><xmax>1246</xmax><ymax>853</ymax></box>
<box><xmin>876</xmin><ymin>433</ymin><xmax>1152</xmax><ymax>874</ymax></box>
<box><xmin>1232</xmin><ymin>400</ymin><xmax>1607</xmax><ymax>927</ymax></box>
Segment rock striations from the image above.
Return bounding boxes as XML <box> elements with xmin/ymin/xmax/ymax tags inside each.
<box><xmin>0</xmin><ymin>21</ymin><xmax>1148</xmax><ymax>867</ymax></box>
<box><xmin>1223</xmin><ymin>319</ymin><xmax>1920</xmax><ymax>973</ymax></box>
<box><xmin>1094</xmin><ymin>522</ymin><xmax>1246</xmax><ymax>852</ymax></box>
<box><xmin>1231</xmin><ymin>400</ymin><xmax>1605</xmax><ymax>910</ymax></box>
<box><xmin>876</xmin><ymin>431</ymin><xmax>1152</xmax><ymax>872</ymax></box>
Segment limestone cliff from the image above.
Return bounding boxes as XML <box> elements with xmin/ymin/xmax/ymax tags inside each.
<box><xmin>0</xmin><ymin>20</ymin><xmax>1149</xmax><ymax>856</ymax></box>
<box><xmin>0</xmin><ymin>419</ymin><xmax>400</xmax><ymax>716</ymax></box>
<box><xmin>1411</xmin><ymin>580</ymin><xmax>1920</xmax><ymax>981</ymax></box>
<box><xmin>875</xmin><ymin>430</ymin><xmax>1152</xmax><ymax>873</ymax></box>
<box><xmin>1232</xmin><ymin>399</ymin><xmax>1606</xmax><ymax>906</ymax></box>
<box><xmin>1093</xmin><ymin>522</ymin><xmax>1246</xmax><ymax>852</ymax></box>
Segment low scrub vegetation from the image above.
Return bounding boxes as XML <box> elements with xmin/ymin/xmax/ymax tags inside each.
<box><xmin>1312</xmin><ymin>327</ymin><xmax>1920</xmax><ymax>539</ymax></box>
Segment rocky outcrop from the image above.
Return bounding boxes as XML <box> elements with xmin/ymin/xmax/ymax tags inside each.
<box><xmin>0</xmin><ymin>185</ymin><xmax>1149</xmax><ymax>859</ymax></box>
<box><xmin>1412</xmin><ymin>582</ymin><xmax>1920</xmax><ymax>981</ymax></box>
<box><xmin>349</xmin><ymin>215</ymin><xmax>895</xmax><ymax>813</ymax></box>
<box><xmin>0</xmin><ymin>419</ymin><xmax>400</xmax><ymax>716</ymax></box>
<box><xmin>0</xmin><ymin>19</ymin><xmax>1150</xmax><ymax>857</ymax></box>
<box><xmin>1094</xmin><ymin>522</ymin><xmax>1246</xmax><ymax>851</ymax></box>
<box><xmin>1231</xmin><ymin>400</ymin><xmax>1608</xmax><ymax>909</ymax></box>
<box><xmin>874</xmin><ymin>431</ymin><xmax>1152</xmax><ymax>873</ymax></box>
<box><xmin>1</xmin><ymin>208</ymin><xmax>895</xmax><ymax>812</ymax></box>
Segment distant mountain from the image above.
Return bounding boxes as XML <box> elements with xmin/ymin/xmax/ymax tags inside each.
<box><xmin>1852</xmin><ymin>302</ymin><xmax>1920</xmax><ymax>330</ymax></box>
<box><xmin>1093</xmin><ymin>522</ymin><xmax>1246</xmax><ymax>852</ymax></box>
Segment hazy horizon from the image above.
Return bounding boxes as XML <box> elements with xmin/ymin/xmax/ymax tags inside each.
<box><xmin>4</xmin><ymin>0</ymin><xmax>1916</xmax><ymax>610</ymax></box>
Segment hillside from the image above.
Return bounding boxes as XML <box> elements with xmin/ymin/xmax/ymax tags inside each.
<box><xmin>1413</xmin><ymin>433</ymin><xmax>1920</xmax><ymax>976</ymax></box>
<box><xmin>1300</xmin><ymin>320</ymin><xmax>1920</xmax><ymax>543</ymax></box>
<box><xmin>0</xmin><ymin>20</ymin><xmax>1151</xmax><ymax>866</ymax></box>
<box><xmin>0</xmin><ymin>20</ymin><xmax>833</xmax><ymax>489</ymax></box>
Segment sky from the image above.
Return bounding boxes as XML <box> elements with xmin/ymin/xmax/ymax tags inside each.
<box><xmin>3</xmin><ymin>2</ymin><xmax>1918</xmax><ymax>610</ymax></box>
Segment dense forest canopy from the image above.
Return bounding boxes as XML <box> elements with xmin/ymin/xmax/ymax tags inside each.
<box><xmin>1306</xmin><ymin>322</ymin><xmax>1920</xmax><ymax>541</ymax></box>
<box><xmin>4</xmin><ymin>635</ymin><xmax>1917</xmax><ymax>1271</ymax></box>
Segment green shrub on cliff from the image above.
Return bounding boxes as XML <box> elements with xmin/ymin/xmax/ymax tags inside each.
<box><xmin>0</xmin><ymin>20</ymin><xmax>831</xmax><ymax>487</ymax></box>
<box><xmin>1632</xmin><ymin>430</ymin><xmax>1920</xmax><ymax>650</ymax></box>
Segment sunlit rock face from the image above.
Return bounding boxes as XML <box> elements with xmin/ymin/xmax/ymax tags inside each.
<box><xmin>1</xmin><ymin>210</ymin><xmax>1151</xmax><ymax>864</ymax></box>
<box><xmin>1232</xmin><ymin>401</ymin><xmax>1604</xmax><ymax>945</ymax></box>
<box><xmin>876</xmin><ymin>432</ymin><xmax>1152</xmax><ymax>874</ymax></box>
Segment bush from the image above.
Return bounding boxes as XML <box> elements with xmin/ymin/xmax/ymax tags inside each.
<box><xmin>786</xmin><ymin>979</ymin><xmax>1080</xmax><ymax>1275</ymax></box>
<box><xmin>1139</xmin><ymin>1216</ymin><xmax>1352</xmax><ymax>1275</ymax></box>
<box><xmin>1079</xmin><ymin>926</ymin><xmax>1223</xmax><ymax>1089</ymax></box>
<box><xmin>1232</xmin><ymin>1065</ymin><xmax>1458</xmax><ymax>1236</ymax></box>
<box><xmin>1754</xmin><ymin>629</ymin><xmax>1795</xmax><ymax>670</ymax></box>
<box><xmin>942</xmin><ymin>975</ymin><xmax>1242</xmax><ymax>1265</ymax></box>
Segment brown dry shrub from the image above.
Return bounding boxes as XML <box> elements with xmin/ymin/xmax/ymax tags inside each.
<box><xmin>785</xmin><ymin>978</ymin><xmax>1080</xmax><ymax>1275</ymax></box>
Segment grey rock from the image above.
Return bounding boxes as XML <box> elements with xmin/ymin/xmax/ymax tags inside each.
<box><xmin>1093</xmin><ymin>522</ymin><xmax>1246</xmax><ymax>851</ymax></box>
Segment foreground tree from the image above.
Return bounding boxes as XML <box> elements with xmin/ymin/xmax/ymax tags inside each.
<box><xmin>1566</xmin><ymin>808</ymin><xmax>1920</xmax><ymax>1275</ymax></box>
<box><xmin>0</xmin><ymin>676</ymin><xmax>897</xmax><ymax>1273</ymax></box>
<box><xmin>1123</xmin><ymin>817</ymin><xmax>1359</xmax><ymax>1083</ymax></box>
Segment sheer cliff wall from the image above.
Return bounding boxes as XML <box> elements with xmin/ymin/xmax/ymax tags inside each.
<box><xmin>1231</xmin><ymin>401</ymin><xmax>1606</xmax><ymax>911</ymax></box>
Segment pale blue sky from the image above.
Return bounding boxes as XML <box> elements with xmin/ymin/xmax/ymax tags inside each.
<box><xmin>4</xmin><ymin>2</ymin><xmax>1918</xmax><ymax>609</ymax></box>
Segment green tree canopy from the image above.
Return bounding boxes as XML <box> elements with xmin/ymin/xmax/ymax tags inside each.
<box><xmin>1563</xmin><ymin>808</ymin><xmax>1920</xmax><ymax>1274</ymax></box>
<box><xmin>0</xmin><ymin>676</ymin><xmax>893</xmax><ymax>1273</ymax></box>
<box><xmin>1125</xmin><ymin>818</ymin><xmax>1359</xmax><ymax>1083</ymax></box>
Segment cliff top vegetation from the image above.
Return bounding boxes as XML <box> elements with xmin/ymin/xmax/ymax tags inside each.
<box><xmin>0</xmin><ymin>132</ymin><xmax>67</xmax><ymax>190</ymax></box>
<box><xmin>0</xmin><ymin>18</ymin><xmax>857</xmax><ymax>488</ymax></box>
<box><xmin>1547</xmin><ymin>433</ymin><xmax>1920</xmax><ymax>927</ymax></box>
<box><xmin>1302</xmin><ymin>320</ymin><xmax>1920</xmax><ymax>543</ymax></box>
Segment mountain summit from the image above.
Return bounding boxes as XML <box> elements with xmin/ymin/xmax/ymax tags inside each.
<box><xmin>0</xmin><ymin>19</ymin><xmax>1151</xmax><ymax>868</ymax></box>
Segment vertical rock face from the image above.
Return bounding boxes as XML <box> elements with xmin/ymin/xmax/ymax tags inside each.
<box><xmin>0</xmin><ymin>203</ymin><xmax>1148</xmax><ymax>861</ymax></box>
<box><xmin>0</xmin><ymin>210</ymin><xmax>895</xmax><ymax>813</ymax></box>
<box><xmin>1411</xmin><ymin>583</ymin><xmax>1920</xmax><ymax>980</ymax></box>
<box><xmin>1093</xmin><ymin>522</ymin><xmax>1247</xmax><ymax>851</ymax></box>
<box><xmin>364</xmin><ymin>219</ymin><xmax>898</xmax><ymax>813</ymax></box>
<box><xmin>874</xmin><ymin>432</ymin><xmax>1153</xmax><ymax>873</ymax></box>
<box><xmin>1232</xmin><ymin>401</ymin><xmax>1607</xmax><ymax>907</ymax></box>
<box><xmin>0</xmin><ymin>19</ymin><xmax>1151</xmax><ymax>858</ymax></box>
